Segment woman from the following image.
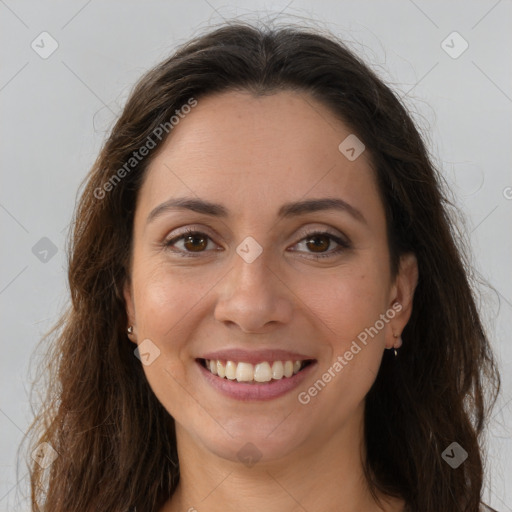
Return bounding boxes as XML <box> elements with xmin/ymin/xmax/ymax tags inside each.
<box><xmin>25</xmin><ymin>21</ymin><xmax>501</xmax><ymax>512</ymax></box>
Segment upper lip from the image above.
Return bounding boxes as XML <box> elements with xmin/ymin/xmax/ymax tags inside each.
<box><xmin>199</xmin><ymin>349</ymin><xmax>316</xmax><ymax>365</ymax></box>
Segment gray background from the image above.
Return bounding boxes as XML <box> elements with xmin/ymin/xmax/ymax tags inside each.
<box><xmin>1</xmin><ymin>1</ymin><xmax>511</xmax><ymax>510</ymax></box>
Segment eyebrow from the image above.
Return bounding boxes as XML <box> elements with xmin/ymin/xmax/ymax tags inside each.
<box><xmin>146</xmin><ymin>196</ymin><xmax>367</xmax><ymax>225</ymax></box>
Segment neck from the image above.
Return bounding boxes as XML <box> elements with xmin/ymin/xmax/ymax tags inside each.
<box><xmin>161</xmin><ymin>404</ymin><xmax>403</xmax><ymax>512</ymax></box>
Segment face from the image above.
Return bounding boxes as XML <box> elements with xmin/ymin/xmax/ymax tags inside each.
<box><xmin>124</xmin><ymin>90</ymin><xmax>417</xmax><ymax>465</ymax></box>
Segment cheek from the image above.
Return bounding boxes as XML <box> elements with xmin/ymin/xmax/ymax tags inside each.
<box><xmin>130</xmin><ymin>265</ymin><xmax>209</xmax><ymax>421</ymax></box>
<box><xmin>298</xmin><ymin>264</ymin><xmax>390</xmax><ymax>406</ymax></box>
<box><xmin>297</xmin><ymin>270</ymin><xmax>388</xmax><ymax>424</ymax></box>
<box><xmin>130</xmin><ymin>264</ymin><xmax>207</xmax><ymax>385</ymax></box>
<box><xmin>306</xmin><ymin>265</ymin><xmax>390</xmax><ymax>346</ymax></box>
<box><xmin>133</xmin><ymin>262</ymin><xmax>212</xmax><ymax>341</ymax></box>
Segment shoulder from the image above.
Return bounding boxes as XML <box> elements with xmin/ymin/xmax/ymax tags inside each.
<box><xmin>481</xmin><ymin>504</ymin><xmax>499</xmax><ymax>512</ymax></box>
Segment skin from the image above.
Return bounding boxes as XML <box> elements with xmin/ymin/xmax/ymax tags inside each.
<box><xmin>124</xmin><ymin>90</ymin><xmax>418</xmax><ymax>512</ymax></box>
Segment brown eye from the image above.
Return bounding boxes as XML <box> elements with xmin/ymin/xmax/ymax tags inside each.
<box><xmin>305</xmin><ymin>234</ymin><xmax>331</xmax><ymax>253</ymax></box>
<box><xmin>182</xmin><ymin>233</ymin><xmax>208</xmax><ymax>252</ymax></box>
<box><xmin>164</xmin><ymin>229</ymin><xmax>216</xmax><ymax>256</ymax></box>
<box><xmin>292</xmin><ymin>230</ymin><xmax>350</xmax><ymax>259</ymax></box>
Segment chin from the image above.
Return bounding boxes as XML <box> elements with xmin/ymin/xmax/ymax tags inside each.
<box><xmin>193</xmin><ymin>415</ymin><xmax>313</xmax><ymax>466</ymax></box>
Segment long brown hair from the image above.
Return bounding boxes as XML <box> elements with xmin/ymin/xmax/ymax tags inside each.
<box><xmin>23</xmin><ymin>21</ymin><xmax>500</xmax><ymax>512</ymax></box>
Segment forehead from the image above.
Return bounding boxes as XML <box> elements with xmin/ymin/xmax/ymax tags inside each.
<box><xmin>137</xmin><ymin>90</ymin><xmax>383</xmax><ymax>223</ymax></box>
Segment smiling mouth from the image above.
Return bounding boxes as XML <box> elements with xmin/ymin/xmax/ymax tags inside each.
<box><xmin>198</xmin><ymin>358</ymin><xmax>315</xmax><ymax>384</ymax></box>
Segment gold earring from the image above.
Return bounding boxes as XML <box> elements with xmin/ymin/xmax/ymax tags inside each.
<box><xmin>392</xmin><ymin>333</ymin><xmax>402</xmax><ymax>357</ymax></box>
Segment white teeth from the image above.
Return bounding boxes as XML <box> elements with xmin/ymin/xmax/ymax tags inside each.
<box><xmin>283</xmin><ymin>361</ymin><xmax>294</xmax><ymax>378</ymax></box>
<box><xmin>203</xmin><ymin>358</ymin><xmax>307</xmax><ymax>383</ymax></box>
<box><xmin>216</xmin><ymin>360</ymin><xmax>226</xmax><ymax>378</ymax></box>
<box><xmin>271</xmin><ymin>361</ymin><xmax>284</xmax><ymax>379</ymax></box>
<box><xmin>254</xmin><ymin>362</ymin><xmax>272</xmax><ymax>382</ymax></box>
<box><xmin>225</xmin><ymin>361</ymin><xmax>237</xmax><ymax>380</ymax></box>
<box><xmin>236</xmin><ymin>362</ymin><xmax>254</xmax><ymax>382</ymax></box>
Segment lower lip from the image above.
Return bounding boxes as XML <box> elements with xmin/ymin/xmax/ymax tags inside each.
<box><xmin>197</xmin><ymin>360</ymin><xmax>317</xmax><ymax>401</ymax></box>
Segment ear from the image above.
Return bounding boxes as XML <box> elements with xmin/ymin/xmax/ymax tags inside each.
<box><xmin>385</xmin><ymin>252</ymin><xmax>418</xmax><ymax>349</ymax></box>
<box><xmin>123</xmin><ymin>277</ymin><xmax>137</xmax><ymax>344</ymax></box>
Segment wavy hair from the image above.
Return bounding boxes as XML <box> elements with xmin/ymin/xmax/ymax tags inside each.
<box><xmin>24</xmin><ymin>21</ymin><xmax>500</xmax><ymax>512</ymax></box>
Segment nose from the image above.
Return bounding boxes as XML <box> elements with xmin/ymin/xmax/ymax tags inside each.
<box><xmin>213</xmin><ymin>251</ymin><xmax>294</xmax><ymax>333</ymax></box>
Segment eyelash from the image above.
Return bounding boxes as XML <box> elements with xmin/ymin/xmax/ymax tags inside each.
<box><xmin>163</xmin><ymin>227</ymin><xmax>350</xmax><ymax>259</ymax></box>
